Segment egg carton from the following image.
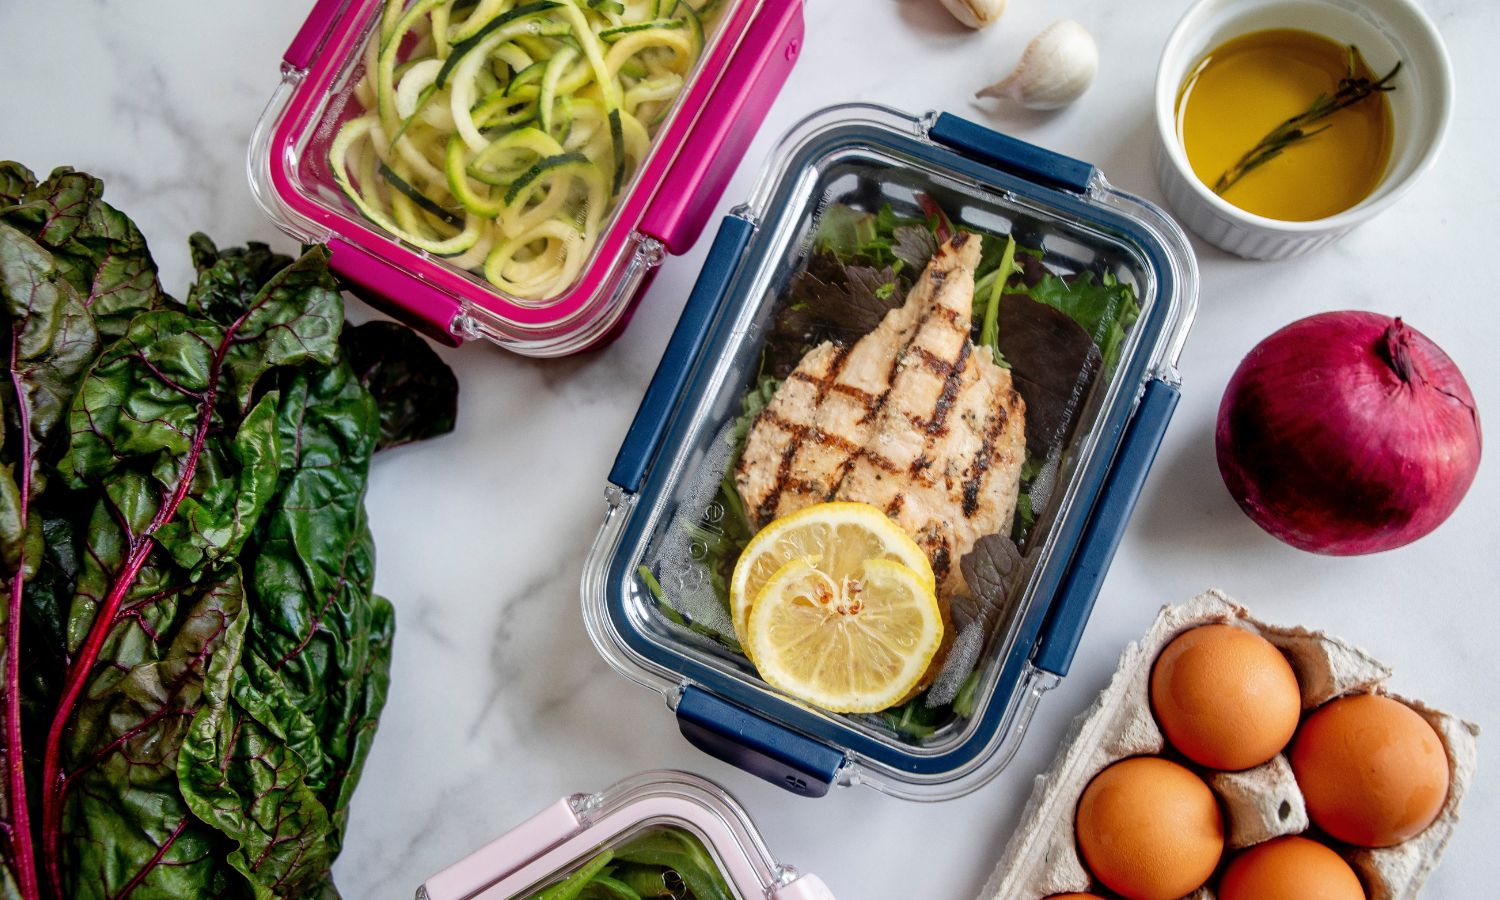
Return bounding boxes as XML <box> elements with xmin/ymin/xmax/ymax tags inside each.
<box><xmin>979</xmin><ymin>589</ymin><xmax>1479</xmax><ymax>900</ymax></box>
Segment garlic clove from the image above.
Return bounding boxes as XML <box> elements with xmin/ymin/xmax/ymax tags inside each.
<box><xmin>977</xmin><ymin>19</ymin><xmax>1099</xmax><ymax>111</ymax></box>
<box><xmin>939</xmin><ymin>0</ymin><xmax>1006</xmax><ymax>30</ymax></box>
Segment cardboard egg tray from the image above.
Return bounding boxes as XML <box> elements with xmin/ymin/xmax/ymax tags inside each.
<box><xmin>980</xmin><ymin>589</ymin><xmax>1479</xmax><ymax>900</ymax></box>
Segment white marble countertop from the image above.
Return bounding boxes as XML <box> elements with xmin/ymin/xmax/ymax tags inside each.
<box><xmin>3</xmin><ymin>1</ymin><xmax>1496</xmax><ymax>896</ymax></box>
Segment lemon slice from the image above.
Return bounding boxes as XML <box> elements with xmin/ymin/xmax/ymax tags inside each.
<box><xmin>729</xmin><ymin>502</ymin><xmax>935</xmax><ymax>652</ymax></box>
<box><xmin>746</xmin><ymin>556</ymin><xmax>944</xmax><ymax>713</ymax></box>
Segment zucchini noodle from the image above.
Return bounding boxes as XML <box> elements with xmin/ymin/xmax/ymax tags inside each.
<box><xmin>332</xmin><ymin>0</ymin><xmax>722</xmax><ymax>303</ymax></box>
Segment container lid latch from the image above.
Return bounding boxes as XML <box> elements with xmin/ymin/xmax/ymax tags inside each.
<box><xmin>675</xmin><ymin>686</ymin><xmax>844</xmax><ymax>798</ymax></box>
<box><xmin>928</xmin><ymin>112</ymin><xmax>1097</xmax><ymax>195</ymax></box>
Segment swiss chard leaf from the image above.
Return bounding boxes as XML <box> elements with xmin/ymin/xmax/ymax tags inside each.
<box><xmin>0</xmin><ymin>168</ymin><xmax>171</xmax><ymax>339</ymax></box>
<box><xmin>43</xmin><ymin>246</ymin><xmax>344</xmax><ymax>896</ymax></box>
<box><xmin>341</xmin><ymin>321</ymin><xmax>459</xmax><ymax>450</ymax></box>
<box><xmin>0</xmin><ymin>163</ymin><xmax>35</xmax><ymax>208</ymax></box>
<box><xmin>186</xmin><ymin>234</ymin><xmax>296</xmax><ymax>327</ymax></box>
<box><xmin>1</xmin><ymin>221</ymin><xmax>102</xmax><ymax>899</ymax></box>
<box><xmin>153</xmin><ymin>392</ymin><xmax>283</xmax><ymax>577</ymax></box>
<box><xmin>221</xmin><ymin>248</ymin><xmax>343</xmax><ymax>409</ymax></box>
<box><xmin>168</xmin><ymin>259</ymin><xmax>395</xmax><ymax>899</ymax></box>
<box><xmin>61</xmin><ymin>247</ymin><xmax>342</xmax><ymax>487</ymax></box>
<box><xmin>241</xmin><ymin>361</ymin><xmax>388</xmax><ymax>844</ymax></box>
<box><xmin>178</xmin><ymin>648</ymin><xmax>337</xmax><ymax>898</ymax></box>
<box><xmin>0</xmin><ymin>161</ymin><xmax>459</xmax><ymax>899</ymax></box>
<box><xmin>58</xmin><ymin>567</ymin><xmax>249</xmax><ymax>899</ymax></box>
<box><xmin>0</xmin><ymin>224</ymin><xmax>101</xmax><ymax>489</ymax></box>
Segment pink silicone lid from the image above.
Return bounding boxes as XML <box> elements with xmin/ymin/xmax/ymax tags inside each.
<box><xmin>417</xmin><ymin>770</ymin><xmax>832</xmax><ymax>900</ymax></box>
<box><xmin>259</xmin><ymin>0</ymin><xmax>804</xmax><ymax>345</ymax></box>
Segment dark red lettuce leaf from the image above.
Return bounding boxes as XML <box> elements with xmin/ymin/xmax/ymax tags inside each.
<box><xmin>766</xmin><ymin>251</ymin><xmax>907</xmax><ymax>377</ymax></box>
<box><xmin>891</xmin><ymin>225</ymin><xmax>937</xmax><ymax>272</ymax></box>
<box><xmin>996</xmin><ymin>293</ymin><xmax>1101</xmax><ymax>455</ymax></box>
<box><xmin>1011</xmin><ymin>270</ymin><xmax>1139</xmax><ymax>372</ymax></box>
<box><xmin>1016</xmin><ymin>252</ymin><xmax>1049</xmax><ymax>288</ymax></box>
<box><xmin>959</xmin><ymin>532</ymin><xmax>1024</xmax><ymax>623</ymax></box>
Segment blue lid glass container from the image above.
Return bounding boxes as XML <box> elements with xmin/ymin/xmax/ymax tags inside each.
<box><xmin>582</xmin><ymin>105</ymin><xmax>1198</xmax><ymax>801</ymax></box>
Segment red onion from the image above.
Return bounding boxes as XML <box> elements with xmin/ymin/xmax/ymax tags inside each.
<box><xmin>1216</xmin><ymin>312</ymin><xmax>1481</xmax><ymax>555</ymax></box>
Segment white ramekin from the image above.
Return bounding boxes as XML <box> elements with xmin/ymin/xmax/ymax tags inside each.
<box><xmin>1154</xmin><ymin>0</ymin><xmax>1453</xmax><ymax>261</ymax></box>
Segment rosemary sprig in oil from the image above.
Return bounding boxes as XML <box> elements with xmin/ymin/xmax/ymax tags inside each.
<box><xmin>1214</xmin><ymin>46</ymin><xmax>1400</xmax><ymax>195</ymax></box>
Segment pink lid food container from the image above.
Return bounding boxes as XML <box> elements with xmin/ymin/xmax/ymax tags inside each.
<box><xmin>250</xmin><ymin>0</ymin><xmax>804</xmax><ymax>354</ymax></box>
<box><xmin>416</xmin><ymin>770</ymin><xmax>834</xmax><ymax>899</ymax></box>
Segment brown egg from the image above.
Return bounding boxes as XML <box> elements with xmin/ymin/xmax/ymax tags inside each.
<box><xmin>1075</xmin><ymin>757</ymin><xmax>1224</xmax><ymax>900</ymax></box>
<box><xmin>1219</xmin><ymin>836</ymin><xmax>1365</xmax><ymax>900</ymax></box>
<box><xmin>1290</xmin><ymin>693</ymin><xmax>1449</xmax><ymax>847</ymax></box>
<box><xmin>1150</xmin><ymin>623</ymin><xmax>1302</xmax><ymax>770</ymax></box>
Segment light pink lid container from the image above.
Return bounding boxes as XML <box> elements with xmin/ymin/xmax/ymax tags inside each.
<box><xmin>249</xmin><ymin>0</ymin><xmax>804</xmax><ymax>354</ymax></box>
<box><xmin>417</xmin><ymin>770</ymin><xmax>833</xmax><ymax>900</ymax></box>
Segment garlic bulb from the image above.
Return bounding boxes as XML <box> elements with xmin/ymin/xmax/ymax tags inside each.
<box><xmin>978</xmin><ymin>20</ymin><xmax>1099</xmax><ymax>110</ymax></box>
<box><xmin>940</xmin><ymin>0</ymin><xmax>1006</xmax><ymax>29</ymax></box>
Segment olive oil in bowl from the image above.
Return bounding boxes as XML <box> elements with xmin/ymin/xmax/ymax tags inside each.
<box><xmin>1176</xmin><ymin>29</ymin><xmax>1396</xmax><ymax>222</ymax></box>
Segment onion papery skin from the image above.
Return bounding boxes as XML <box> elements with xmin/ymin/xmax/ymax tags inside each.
<box><xmin>1216</xmin><ymin>311</ymin><xmax>1481</xmax><ymax>555</ymax></box>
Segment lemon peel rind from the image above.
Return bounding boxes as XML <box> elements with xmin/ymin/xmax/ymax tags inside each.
<box><xmin>729</xmin><ymin>501</ymin><xmax>937</xmax><ymax>650</ymax></box>
<box><xmin>746</xmin><ymin>556</ymin><xmax>943</xmax><ymax>714</ymax></box>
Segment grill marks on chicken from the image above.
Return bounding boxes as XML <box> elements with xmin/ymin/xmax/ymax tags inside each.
<box><xmin>736</xmin><ymin>232</ymin><xmax>1028</xmax><ymax>599</ymax></box>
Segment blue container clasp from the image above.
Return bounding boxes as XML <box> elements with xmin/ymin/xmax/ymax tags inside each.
<box><xmin>608</xmin><ymin>216</ymin><xmax>755</xmax><ymax>493</ymax></box>
<box><xmin>929</xmin><ymin>113</ymin><xmax>1097</xmax><ymax>195</ymax></box>
<box><xmin>676</xmin><ymin>686</ymin><xmax>843</xmax><ymax>798</ymax></box>
<box><xmin>1033</xmin><ymin>378</ymin><xmax>1181</xmax><ymax>677</ymax></box>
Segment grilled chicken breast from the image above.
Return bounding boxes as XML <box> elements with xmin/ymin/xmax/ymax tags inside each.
<box><xmin>736</xmin><ymin>232</ymin><xmax>1027</xmax><ymax>601</ymax></box>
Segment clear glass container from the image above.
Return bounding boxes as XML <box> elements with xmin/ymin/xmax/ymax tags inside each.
<box><xmin>583</xmin><ymin>105</ymin><xmax>1199</xmax><ymax>801</ymax></box>
<box><xmin>416</xmin><ymin>770</ymin><xmax>832</xmax><ymax>899</ymax></box>
<box><xmin>248</xmin><ymin>0</ymin><xmax>804</xmax><ymax>355</ymax></box>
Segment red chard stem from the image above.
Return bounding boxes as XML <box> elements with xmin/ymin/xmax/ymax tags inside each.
<box><xmin>6</xmin><ymin>337</ymin><xmax>41</xmax><ymax>900</ymax></box>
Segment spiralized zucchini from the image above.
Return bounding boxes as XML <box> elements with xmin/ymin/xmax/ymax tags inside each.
<box><xmin>332</xmin><ymin>0</ymin><xmax>722</xmax><ymax>302</ymax></box>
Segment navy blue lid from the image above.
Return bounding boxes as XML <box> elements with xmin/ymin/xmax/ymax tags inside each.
<box><xmin>595</xmin><ymin>109</ymin><xmax>1191</xmax><ymax>794</ymax></box>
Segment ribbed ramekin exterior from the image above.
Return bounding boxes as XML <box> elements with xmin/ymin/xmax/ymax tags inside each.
<box><xmin>1152</xmin><ymin>141</ymin><xmax>1350</xmax><ymax>261</ymax></box>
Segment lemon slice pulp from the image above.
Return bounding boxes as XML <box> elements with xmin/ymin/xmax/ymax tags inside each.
<box><xmin>729</xmin><ymin>502</ymin><xmax>935</xmax><ymax>653</ymax></box>
<box><xmin>746</xmin><ymin>556</ymin><xmax>943</xmax><ymax>714</ymax></box>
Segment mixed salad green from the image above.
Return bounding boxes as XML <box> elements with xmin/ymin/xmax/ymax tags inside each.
<box><xmin>676</xmin><ymin>197</ymin><xmax>1140</xmax><ymax>738</ymax></box>
<box><xmin>524</xmin><ymin>827</ymin><xmax>734</xmax><ymax>900</ymax></box>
